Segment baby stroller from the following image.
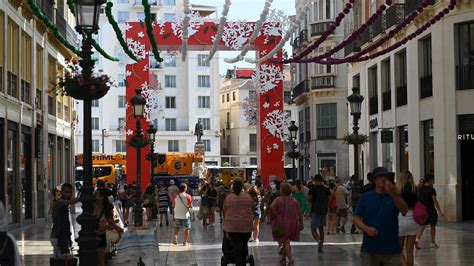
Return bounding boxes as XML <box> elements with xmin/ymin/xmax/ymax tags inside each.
<box><xmin>221</xmin><ymin>232</ymin><xmax>255</xmax><ymax>266</ymax></box>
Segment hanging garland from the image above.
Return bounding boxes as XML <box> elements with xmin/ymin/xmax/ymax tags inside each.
<box><xmin>297</xmin><ymin>0</ymin><xmax>428</xmax><ymax>64</ymax></box>
<box><xmin>66</xmin><ymin>0</ymin><xmax>75</xmax><ymax>15</ymax></box>
<box><xmin>181</xmin><ymin>0</ymin><xmax>191</xmax><ymax>61</ymax></box>
<box><xmin>204</xmin><ymin>0</ymin><xmax>232</xmax><ymax>62</ymax></box>
<box><xmin>224</xmin><ymin>0</ymin><xmax>273</xmax><ymax>63</ymax></box>
<box><xmin>142</xmin><ymin>0</ymin><xmax>163</xmax><ymax>62</ymax></box>
<box><xmin>312</xmin><ymin>0</ymin><xmax>458</xmax><ymax>65</ymax></box>
<box><xmin>105</xmin><ymin>2</ymin><xmax>140</xmax><ymax>62</ymax></box>
<box><xmin>91</xmin><ymin>39</ymin><xmax>120</xmax><ymax>61</ymax></box>
<box><xmin>244</xmin><ymin>0</ymin><xmax>312</xmax><ymax>64</ymax></box>
<box><xmin>26</xmin><ymin>0</ymin><xmax>81</xmax><ymax>55</ymax></box>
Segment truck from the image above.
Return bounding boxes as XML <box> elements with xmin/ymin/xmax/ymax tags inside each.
<box><xmin>75</xmin><ymin>153</ymin><xmax>127</xmax><ymax>186</ymax></box>
<box><xmin>151</xmin><ymin>152</ymin><xmax>203</xmax><ymax>189</ymax></box>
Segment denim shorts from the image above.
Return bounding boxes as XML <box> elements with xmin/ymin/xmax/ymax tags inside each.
<box><xmin>311</xmin><ymin>213</ymin><xmax>327</xmax><ymax>229</ymax></box>
<box><xmin>175</xmin><ymin>218</ymin><xmax>191</xmax><ymax>229</ymax></box>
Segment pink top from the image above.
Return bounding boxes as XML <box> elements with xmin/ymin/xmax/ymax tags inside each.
<box><xmin>223</xmin><ymin>192</ymin><xmax>254</xmax><ymax>233</ymax></box>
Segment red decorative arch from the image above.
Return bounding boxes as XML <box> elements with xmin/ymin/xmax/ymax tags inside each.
<box><xmin>125</xmin><ymin>21</ymin><xmax>285</xmax><ymax>187</ymax></box>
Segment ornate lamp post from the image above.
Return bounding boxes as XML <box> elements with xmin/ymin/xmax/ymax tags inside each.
<box><xmin>74</xmin><ymin>0</ymin><xmax>105</xmax><ymax>264</ymax></box>
<box><xmin>286</xmin><ymin>121</ymin><xmax>301</xmax><ymax>184</ymax></box>
<box><xmin>347</xmin><ymin>87</ymin><xmax>365</xmax><ymax>216</ymax></box>
<box><xmin>131</xmin><ymin>89</ymin><xmax>147</xmax><ymax>227</ymax></box>
<box><xmin>147</xmin><ymin>124</ymin><xmax>157</xmax><ymax>180</ymax></box>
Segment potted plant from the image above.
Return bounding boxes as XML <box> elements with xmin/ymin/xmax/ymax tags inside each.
<box><xmin>343</xmin><ymin>133</ymin><xmax>369</xmax><ymax>145</ymax></box>
<box><xmin>127</xmin><ymin>134</ymin><xmax>150</xmax><ymax>149</ymax></box>
<box><xmin>53</xmin><ymin>60</ymin><xmax>115</xmax><ymax>100</ymax></box>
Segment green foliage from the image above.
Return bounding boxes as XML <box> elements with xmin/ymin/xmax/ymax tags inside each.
<box><xmin>91</xmin><ymin>39</ymin><xmax>120</xmax><ymax>61</ymax></box>
<box><xmin>105</xmin><ymin>2</ymin><xmax>140</xmax><ymax>62</ymax></box>
<box><xmin>343</xmin><ymin>133</ymin><xmax>369</xmax><ymax>145</ymax></box>
<box><xmin>127</xmin><ymin>135</ymin><xmax>150</xmax><ymax>148</ymax></box>
<box><xmin>142</xmin><ymin>0</ymin><xmax>163</xmax><ymax>62</ymax></box>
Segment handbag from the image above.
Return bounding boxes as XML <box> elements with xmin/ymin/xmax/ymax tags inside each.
<box><xmin>413</xmin><ymin>201</ymin><xmax>428</xmax><ymax>225</ymax></box>
<box><xmin>106</xmin><ymin>229</ymin><xmax>121</xmax><ymax>244</ymax></box>
<box><xmin>272</xmin><ymin>198</ymin><xmax>286</xmax><ymax>238</ymax></box>
<box><xmin>178</xmin><ymin>194</ymin><xmax>193</xmax><ymax>220</ymax></box>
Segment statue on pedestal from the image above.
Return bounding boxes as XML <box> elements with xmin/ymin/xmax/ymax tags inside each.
<box><xmin>194</xmin><ymin>119</ymin><xmax>204</xmax><ymax>143</ymax></box>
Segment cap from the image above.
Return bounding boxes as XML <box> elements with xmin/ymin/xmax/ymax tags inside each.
<box><xmin>372</xmin><ymin>167</ymin><xmax>389</xmax><ymax>179</ymax></box>
<box><xmin>169</xmin><ymin>180</ymin><xmax>175</xmax><ymax>185</ymax></box>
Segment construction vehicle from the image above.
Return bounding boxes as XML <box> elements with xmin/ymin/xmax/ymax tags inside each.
<box><xmin>75</xmin><ymin>153</ymin><xmax>127</xmax><ymax>185</ymax></box>
<box><xmin>151</xmin><ymin>152</ymin><xmax>203</xmax><ymax>188</ymax></box>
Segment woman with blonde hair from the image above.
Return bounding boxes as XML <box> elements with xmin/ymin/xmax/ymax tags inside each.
<box><xmin>270</xmin><ymin>182</ymin><xmax>303</xmax><ymax>265</ymax></box>
<box><xmin>396</xmin><ymin>170</ymin><xmax>418</xmax><ymax>266</ymax></box>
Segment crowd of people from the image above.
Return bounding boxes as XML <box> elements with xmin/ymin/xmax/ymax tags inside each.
<box><xmin>10</xmin><ymin>165</ymin><xmax>442</xmax><ymax>266</ymax></box>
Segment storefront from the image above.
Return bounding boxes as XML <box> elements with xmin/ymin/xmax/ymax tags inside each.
<box><xmin>459</xmin><ymin>115</ymin><xmax>474</xmax><ymax>220</ymax></box>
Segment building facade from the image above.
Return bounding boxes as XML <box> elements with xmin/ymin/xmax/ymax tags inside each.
<box><xmin>346</xmin><ymin>0</ymin><xmax>474</xmax><ymax>222</ymax></box>
<box><xmin>0</xmin><ymin>0</ymin><xmax>77</xmax><ymax>227</ymax></box>
<box><xmin>219</xmin><ymin>67</ymin><xmax>298</xmax><ymax>168</ymax></box>
<box><xmin>74</xmin><ymin>0</ymin><xmax>221</xmax><ymax>165</ymax></box>
<box><xmin>291</xmin><ymin>0</ymin><xmax>350</xmax><ymax>181</ymax></box>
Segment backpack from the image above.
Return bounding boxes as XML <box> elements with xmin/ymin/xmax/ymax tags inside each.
<box><xmin>413</xmin><ymin>201</ymin><xmax>428</xmax><ymax>225</ymax></box>
<box><xmin>328</xmin><ymin>194</ymin><xmax>337</xmax><ymax>209</ymax></box>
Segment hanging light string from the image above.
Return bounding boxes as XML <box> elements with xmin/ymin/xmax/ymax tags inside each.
<box><xmin>223</xmin><ymin>0</ymin><xmax>273</xmax><ymax>64</ymax></box>
<box><xmin>204</xmin><ymin>0</ymin><xmax>232</xmax><ymax>62</ymax></box>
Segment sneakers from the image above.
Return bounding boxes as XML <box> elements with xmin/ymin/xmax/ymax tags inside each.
<box><xmin>172</xmin><ymin>236</ymin><xmax>178</xmax><ymax>245</ymax></box>
<box><xmin>317</xmin><ymin>241</ymin><xmax>323</xmax><ymax>253</ymax></box>
<box><xmin>430</xmin><ymin>242</ymin><xmax>439</xmax><ymax>248</ymax></box>
<box><xmin>208</xmin><ymin>223</ymin><xmax>214</xmax><ymax>227</ymax></box>
<box><xmin>183</xmin><ymin>242</ymin><xmax>189</xmax><ymax>247</ymax></box>
<box><xmin>254</xmin><ymin>238</ymin><xmax>259</xmax><ymax>244</ymax></box>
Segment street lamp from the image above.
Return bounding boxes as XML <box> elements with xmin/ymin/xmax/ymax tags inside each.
<box><xmin>74</xmin><ymin>0</ymin><xmax>106</xmax><ymax>265</ymax></box>
<box><xmin>131</xmin><ymin>89</ymin><xmax>146</xmax><ymax>227</ymax></box>
<box><xmin>147</xmin><ymin>123</ymin><xmax>157</xmax><ymax>180</ymax></box>
<box><xmin>286</xmin><ymin>121</ymin><xmax>301</xmax><ymax>184</ymax></box>
<box><xmin>347</xmin><ymin>87</ymin><xmax>364</xmax><ymax>228</ymax></box>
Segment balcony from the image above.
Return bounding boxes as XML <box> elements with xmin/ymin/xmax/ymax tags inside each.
<box><xmin>21</xmin><ymin>80</ymin><xmax>31</xmax><ymax>105</ymax></box>
<box><xmin>456</xmin><ymin>65</ymin><xmax>473</xmax><ymax>90</ymax></box>
<box><xmin>420</xmin><ymin>75</ymin><xmax>433</xmax><ymax>99</ymax></box>
<box><xmin>344</xmin><ymin>39</ymin><xmax>361</xmax><ymax>56</ymax></box>
<box><xmin>382</xmin><ymin>91</ymin><xmax>391</xmax><ymax>111</ymax></box>
<box><xmin>406</xmin><ymin>0</ymin><xmax>434</xmax><ymax>15</ymax></box>
<box><xmin>358</xmin><ymin>27</ymin><xmax>371</xmax><ymax>48</ymax></box>
<box><xmin>311</xmin><ymin>75</ymin><xmax>336</xmax><ymax>89</ymax></box>
<box><xmin>386</xmin><ymin>4</ymin><xmax>405</xmax><ymax>30</ymax></box>
<box><xmin>370</xmin><ymin>14</ymin><xmax>385</xmax><ymax>39</ymax></box>
<box><xmin>396</xmin><ymin>85</ymin><xmax>407</xmax><ymax>107</ymax></box>
<box><xmin>299</xmin><ymin>29</ymin><xmax>308</xmax><ymax>44</ymax></box>
<box><xmin>317</xmin><ymin>128</ymin><xmax>336</xmax><ymax>140</ymax></box>
<box><xmin>369</xmin><ymin>96</ymin><xmax>378</xmax><ymax>115</ymax></box>
<box><xmin>291</xmin><ymin>37</ymin><xmax>300</xmax><ymax>53</ymax></box>
<box><xmin>55</xmin><ymin>9</ymin><xmax>67</xmax><ymax>39</ymax></box>
<box><xmin>310</xmin><ymin>21</ymin><xmax>332</xmax><ymax>37</ymax></box>
<box><xmin>292</xmin><ymin>80</ymin><xmax>309</xmax><ymax>100</ymax></box>
<box><xmin>35</xmin><ymin>0</ymin><xmax>54</xmax><ymax>21</ymax></box>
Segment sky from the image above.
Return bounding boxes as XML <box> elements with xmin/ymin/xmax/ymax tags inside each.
<box><xmin>191</xmin><ymin>0</ymin><xmax>296</xmax><ymax>74</ymax></box>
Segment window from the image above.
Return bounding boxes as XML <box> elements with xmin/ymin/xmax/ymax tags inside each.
<box><xmin>317</xmin><ymin>103</ymin><xmax>337</xmax><ymax>139</ymax></box>
<box><xmin>198</xmin><ymin>96</ymin><xmax>210</xmax><ymax>108</ymax></box>
<box><xmin>381</xmin><ymin>59</ymin><xmax>391</xmax><ymax>111</ymax></box>
<box><xmin>92</xmin><ymin>140</ymin><xmax>100</xmax><ymax>152</ymax></box>
<box><xmin>162</xmin><ymin>0</ymin><xmax>176</xmax><ymax>5</ymax></box>
<box><xmin>249</xmin><ymin>90</ymin><xmax>256</xmax><ymax>100</ymax></box>
<box><xmin>284</xmin><ymin>91</ymin><xmax>292</xmax><ymax>103</ymax></box>
<box><xmin>395</xmin><ymin>50</ymin><xmax>407</xmax><ymax>106</ymax></box>
<box><xmin>232</xmin><ymin>91</ymin><xmax>236</xmax><ymax>101</ymax></box>
<box><xmin>118</xmin><ymin>74</ymin><xmax>126</xmax><ymax>87</ymax></box>
<box><xmin>165</xmin><ymin>96</ymin><xmax>176</xmax><ymax>108</ymax></box>
<box><xmin>165</xmin><ymin>75</ymin><xmax>176</xmax><ymax>88</ymax></box>
<box><xmin>353</xmin><ymin>74</ymin><xmax>360</xmax><ymax>88</ymax></box>
<box><xmin>200</xmin><ymin>118</ymin><xmax>211</xmax><ymax>130</ymax></box>
<box><xmin>250</xmin><ymin>158</ymin><xmax>257</xmax><ymax>165</ymax></box>
<box><xmin>222</xmin><ymin>94</ymin><xmax>225</xmax><ymax>103</ymax></box>
<box><xmin>164</xmin><ymin>13</ymin><xmax>175</xmax><ymax>22</ymax></box>
<box><xmin>115</xmin><ymin>140</ymin><xmax>126</xmax><ymax>152</ymax></box>
<box><xmin>368</xmin><ymin>66</ymin><xmax>378</xmax><ymax>115</ymax></box>
<box><xmin>92</xmin><ymin>117</ymin><xmax>99</xmax><ymax>130</ymax></box>
<box><xmin>456</xmin><ymin>22</ymin><xmax>474</xmax><ymax>90</ymax></box>
<box><xmin>137</xmin><ymin>12</ymin><xmax>145</xmax><ymax>22</ymax></box>
<box><xmin>91</xmin><ymin>99</ymin><xmax>99</xmax><ymax>107</ymax></box>
<box><xmin>304</xmin><ymin>106</ymin><xmax>311</xmax><ymax>143</ymax></box>
<box><xmin>370</xmin><ymin>132</ymin><xmax>378</xmax><ymax>169</ymax></box>
<box><xmin>249</xmin><ymin>134</ymin><xmax>257</xmax><ymax>152</ymax></box>
<box><xmin>117</xmin><ymin>12</ymin><xmax>129</xmax><ymax>24</ymax></box>
<box><xmin>165</xmin><ymin>118</ymin><xmax>177</xmax><ymax>131</ymax></box>
<box><xmin>118</xmin><ymin>96</ymin><xmax>126</xmax><ymax>108</ymax></box>
<box><xmin>198</xmin><ymin>54</ymin><xmax>210</xmax><ymax>67</ymax></box>
<box><xmin>398</xmin><ymin>125</ymin><xmax>409</xmax><ymax>172</ymax></box>
<box><xmin>423</xmin><ymin>120</ymin><xmax>434</xmax><ymax>174</ymax></box>
<box><xmin>118</xmin><ymin>118</ymin><xmax>125</xmax><ymax>129</ymax></box>
<box><xmin>164</xmin><ymin>54</ymin><xmax>176</xmax><ymax>67</ymax></box>
<box><xmin>198</xmin><ymin>75</ymin><xmax>211</xmax><ymax>88</ymax></box>
<box><xmin>420</xmin><ymin>36</ymin><xmax>432</xmax><ymax>99</ymax></box>
<box><xmin>203</xmin><ymin>139</ymin><xmax>211</xmax><ymax>152</ymax></box>
<box><xmin>168</xmin><ymin>140</ymin><xmax>179</xmax><ymax>152</ymax></box>
<box><xmin>226</xmin><ymin>93</ymin><xmax>230</xmax><ymax>102</ymax></box>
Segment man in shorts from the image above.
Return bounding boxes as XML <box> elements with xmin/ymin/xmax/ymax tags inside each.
<box><xmin>308</xmin><ymin>174</ymin><xmax>331</xmax><ymax>253</ymax></box>
<box><xmin>334</xmin><ymin>178</ymin><xmax>349</xmax><ymax>233</ymax></box>
<box><xmin>172</xmin><ymin>183</ymin><xmax>193</xmax><ymax>246</ymax></box>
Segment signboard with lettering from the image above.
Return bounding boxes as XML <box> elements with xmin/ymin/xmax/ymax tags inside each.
<box><xmin>381</xmin><ymin>130</ymin><xmax>393</xmax><ymax>143</ymax></box>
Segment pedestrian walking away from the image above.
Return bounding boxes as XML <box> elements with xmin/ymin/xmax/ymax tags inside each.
<box><xmin>173</xmin><ymin>183</ymin><xmax>193</xmax><ymax>246</ymax></box>
<box><xmin>353</xmin><ymin>167</ymin><xmax>409</xmax><ymax>266</ymax></box>
<box><xmin>308</xmin><ymin>174</ymin><xmax>331</xmax><ymax>253</ymax></box>
<box><xmin>334</xmin><ymin>178</ymin><xmax>350</xmax><ymax>233</ymax></box>
<box><xmin>397</xmin><ymin>170</ymin><xmax>418</xmax><ymax>266</ymax></box>
<box><xmin>0</xmin><ymin>201</ymin><xmax>22</xmax><ymax>266</ymax></box>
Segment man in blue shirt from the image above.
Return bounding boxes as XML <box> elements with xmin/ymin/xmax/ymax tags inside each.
<box><xmin>353</xmin><ymin>167</ymin><xmax>408</xmax><ymax>265</ymax></box>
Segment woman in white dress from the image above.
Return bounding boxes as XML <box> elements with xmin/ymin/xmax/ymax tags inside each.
<box><xmin>397</xmin><ymin>170</ymin><xmax>418</xmax><ymax>266</ymax></box>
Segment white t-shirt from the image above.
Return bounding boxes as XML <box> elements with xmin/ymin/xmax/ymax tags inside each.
<box><xmin>173</xmin><ymin>192</ymin><xmax>192</xmax><ymax>220</ymax></box>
